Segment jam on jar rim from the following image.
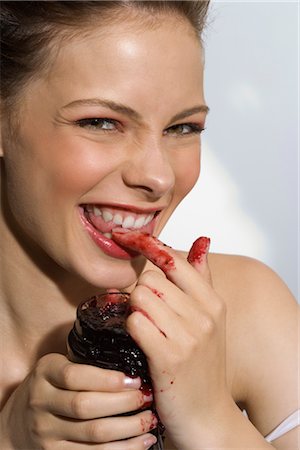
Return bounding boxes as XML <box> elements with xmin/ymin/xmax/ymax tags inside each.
<box><xmin>78</xmin><ymin>291</ymin><xmax>130</xmax><ymax>316</ymax></box>
<box><xmin>76</xmin><ymin>292</ymin><xmax>131</xmax><ymax>332</ymax></box>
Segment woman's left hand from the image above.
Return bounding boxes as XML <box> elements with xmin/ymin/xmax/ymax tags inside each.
<box><xmin>112</xmin><ymin>231</ymin><xmax>233</xmax><ymax>446</ymax></box>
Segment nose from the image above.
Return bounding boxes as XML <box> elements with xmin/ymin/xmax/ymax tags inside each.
<box><xmin>122</xmin><ymin>137</ymin><xmax>175</xmax><ymax>200</ymax></box>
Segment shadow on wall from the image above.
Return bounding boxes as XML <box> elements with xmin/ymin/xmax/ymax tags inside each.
<box><xmin>160</xmin><ymin>143</ymin><xmax>268</xmax><ymax>259</ymax></box>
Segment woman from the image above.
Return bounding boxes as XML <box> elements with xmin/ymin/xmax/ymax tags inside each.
<box><xmin>0</xmin><ymin>1</ymin><xmax>298</xmax><ymax>449</ymax></box>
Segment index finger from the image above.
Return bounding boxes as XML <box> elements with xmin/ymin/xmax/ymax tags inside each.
<box><xmin>112</xmin><ymin>231</ymin><xmax>211</xmax><ymax>296</ymax></box>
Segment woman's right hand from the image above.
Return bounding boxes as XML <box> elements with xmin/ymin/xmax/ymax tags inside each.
<box><xmin>1</xmin><ymin>353</ymin><xmax>158</xmax><ymax>449</ymax></box>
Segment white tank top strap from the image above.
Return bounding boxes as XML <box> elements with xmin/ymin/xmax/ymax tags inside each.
<box><xmin>265</xmin><ymin>409</ymin><xmax>300</xmax><ymax>442</ymax></box>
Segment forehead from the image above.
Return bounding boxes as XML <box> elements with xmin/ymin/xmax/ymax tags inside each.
<box><xmin>50</xmin><ymin>14</ymin><xmax>202</xmax><ymax>73</ymax></box>
<box><xmin>31</xmin><ymin>15</ymin><xmax>205</xmax><ymax>120</ymax></box>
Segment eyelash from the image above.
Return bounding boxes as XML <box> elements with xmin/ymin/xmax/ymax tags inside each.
<box><xmin>164</xmin><ymin>123</ymin><xmax>205</xmax><ymax>137</ymax></box>
<box><xmin>75</xmin><ymin>118</ymin><xmax>119</xmax><ymax>132</ymax></box>
<box><xmin>74</xmin><ymin>118</ymin><xmax>205</xmax><ymax>137</ymax></box>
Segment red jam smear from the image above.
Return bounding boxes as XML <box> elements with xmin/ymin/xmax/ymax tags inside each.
<box><xmin>187</xmin><ymin>236</ymin><xmax>210</xmax><ymax>265</ymax></box>
<box><xmin>112</xmin><ymin>231</ymin><xmax>175</xmax><ymax>273</ymax></box>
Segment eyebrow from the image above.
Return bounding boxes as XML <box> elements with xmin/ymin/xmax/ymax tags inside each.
<box><xmin>169</xmin><ymin>105</ymin><xmax>209</xmax><ymax>124</ymax></box>
<box><xmin>62</xmin><ymin>98</ymin><xmax>209</xmax><ymax>124</ymax></box>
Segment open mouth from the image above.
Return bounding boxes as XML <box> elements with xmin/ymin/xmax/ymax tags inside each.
<box><xmin>79</xmin><ymin>204</ymin><xmax>160</xmax><ymax>259</ymax></box>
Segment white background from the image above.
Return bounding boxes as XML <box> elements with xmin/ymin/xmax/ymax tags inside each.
<box><xmin>161</xmin><ymin>1</ymin><xmax>299</xmax><ymax>299</ymax></box>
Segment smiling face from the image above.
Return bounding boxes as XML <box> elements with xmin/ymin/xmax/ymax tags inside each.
<box><xmin>1</xmin><ymin>13</ymin><xmax>208</xmax><ymax>289</ymax></box>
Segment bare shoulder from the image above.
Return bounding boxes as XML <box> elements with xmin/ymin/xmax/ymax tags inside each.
<box><xmin>175</xmin><ymin>249</ymin><xmax>297</xmax><ymax>326</ymax></box>
<box><xmin>179</xmin><ymin>249</ymin><xmax>297</xmax><ymax>311</ymax></box>
<box><xmin>208</xmin><ymin>252</ymin><xmax>299</xmax><ymax>437</ymax></box>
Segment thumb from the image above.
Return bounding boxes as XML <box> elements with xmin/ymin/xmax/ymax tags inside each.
<box><xmin>187</xmin><ymin>236</ymin><xmax>212</xmax><ymax>285</ymax></box>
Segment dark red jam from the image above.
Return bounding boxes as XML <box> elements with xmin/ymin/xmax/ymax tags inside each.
<box><xmin>67</xmin><ymin>292</ymin><xmax>164</xmax><ymax>449</ymax></box>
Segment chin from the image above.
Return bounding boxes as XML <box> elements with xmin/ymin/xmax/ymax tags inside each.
<box><xmin>67</xmin><ymin>252</ymin><xmax>145</xmax><ymax>292</ymax></box>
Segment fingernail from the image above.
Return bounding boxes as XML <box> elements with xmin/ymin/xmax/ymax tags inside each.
<box><xmin>143</xmin><ymin>391</ymin><xmax>154</xmax><ymax>408</ymax></box>
<box><xmin>144</xmin><ymin>434</ymin><xmax>157</xmax><ymax>449</ymax></box>
<box><xmin>123</xmin><ymin>376</ymin><xmax>141</xmax><ymax>389</ymax></box>
<box><xmin>149</xmin><ymin>412</ymin><xmax>158</xmax><ymax>430</ymax></box>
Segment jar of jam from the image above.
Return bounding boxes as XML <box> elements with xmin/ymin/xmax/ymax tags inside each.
<box><xmin>67</xmin><ymin>292</ymin><xmax>164</xmax><ymax>449</ymax></box>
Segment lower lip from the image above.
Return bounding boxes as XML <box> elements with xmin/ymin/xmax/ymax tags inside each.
<box><xmin>79</xmin><ymin>207</ymin><xmax>145</xmax><ymax>260</ymax></box>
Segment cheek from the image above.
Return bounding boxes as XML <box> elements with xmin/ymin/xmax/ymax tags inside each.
<box><xmin>42</xmin><ymin>137</ymin><xmax>114</xmax><ymax>198</ymax></box>
<box><xmin>47</xmin><ymin>154</ymin><xmax>96</xmax><ymax>201</ymax></box>
<box><xmin>15</xmin><ymin>130</ymin><xmax>120</xmax><ymax>206</ymax></box>
<box><xmin>156</xmin><ymin>149</ymin><xmax>200</xmax><ymax>236</ymax></box>
<box><xmin>3</xmin><ymin>131</ymin><xmax>119</xmax><ymax>238</ymax></box>
<box><xmin>173</xmin><ymin>149</ymin><xmax>201</xmax><ymax>200</ymax></box>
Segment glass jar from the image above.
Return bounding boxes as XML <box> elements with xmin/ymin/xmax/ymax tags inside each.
<box><xmin>67</xmin><ymin>292</ymin><xmax>164</xmax><ymax>449</ymax></box>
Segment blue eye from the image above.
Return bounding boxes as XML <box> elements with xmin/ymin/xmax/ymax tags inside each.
<box><xmin>75</xmin><ymin>118</ymin><xmax>118</xmax><ymax>131</ymax></box>
<box><xmin>165</xmin><ymin>123</ymin><xmax>205</xmax><ymax>137</ymax></box>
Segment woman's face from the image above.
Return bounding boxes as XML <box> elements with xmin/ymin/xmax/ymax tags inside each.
<box><xmin>1</xmin><ymin>14</ymin><xmax>208</xmax><ymax>289</ymax></box>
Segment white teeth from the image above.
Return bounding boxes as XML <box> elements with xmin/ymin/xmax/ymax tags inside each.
<box><xmin>133</xmin><ymin>216</ymin><xmax>146</xmax><ymax>229</ymax></box>
<box><xmin>102</xmin><ymin>210</ymin><xmax>113</xmax><ymax>222</ymax></box>
<box><xmin>103</xmin><ymin>232</ymin><xmax>112</xmax><ymax>239</ymax></box>
<box><xmin>87</xmin><ymin>205</ymin><xmax>156</xmax><ymax>229</ymax></box>
<box><xmin>122</xmin><ymin>215</ymin><xmax>135</xmax><ymax>229</ymax></box>
<box><xmin>93</xmin><ymin>206</ymin><xmax>102</xmax><ymax>217</ymax></box>
<box><xmin>113</xmin><ymin>213</ymin><xmax>123</xmax><ymax>225</ymax></box>
<box><xmin>144</xmin><ymin>213</ymin><xmax>154</xmax><ymax>225</ymax></box>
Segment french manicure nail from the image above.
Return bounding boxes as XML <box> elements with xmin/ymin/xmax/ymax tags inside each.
<box><xmin>144</xmin><ymin>434</ymin><xmax>157</xmax><ymax>449</ymax></box>
<box><xmin>123</xmin><ymin>376</ymin><xmax>141</xmax><ymax>389</ymax></box>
